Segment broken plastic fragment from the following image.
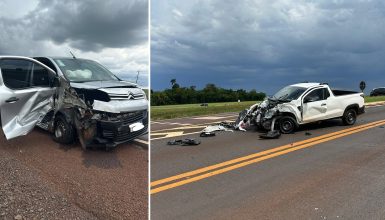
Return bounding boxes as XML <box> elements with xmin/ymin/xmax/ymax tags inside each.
<box><xmin>259</xmin><ymin>130</ymin><xmax>281</xmax><ymax>139</ymax></box>
<box><xmin>167</xmin><ymin>139</ymin><xmax>201</xmax><ymax>146</ymax></box>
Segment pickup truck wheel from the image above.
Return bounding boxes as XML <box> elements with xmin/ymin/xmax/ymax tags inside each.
<box><xmin>53</xmin><ymin>115</ymin><xmax>75</xmax><ymax>144</ymax></box>
<box><xmin>342</xmin><ymin>109</ymin><xmax>357</xmax><ymax>125</ymax></box>
<box><xmin>279</xmin><ymin>116</ymin><xmax>296</xmax><ymax>134</ymax></box>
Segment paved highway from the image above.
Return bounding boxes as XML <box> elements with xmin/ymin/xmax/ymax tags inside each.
<box><xmin>151</xmin><ymin>105</ymin><xmax>385</xmax><ymax>219</ymax></box>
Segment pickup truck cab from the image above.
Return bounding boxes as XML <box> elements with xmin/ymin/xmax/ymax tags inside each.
<box><xmin>0</xmin><ymin>56</ymin><xmax>148</xmax><ymax>149</ymax></box>
<box><xmin>249</xmin><ymin>83</ymin><xmax>365</xmax><ymax>134</ymax></box>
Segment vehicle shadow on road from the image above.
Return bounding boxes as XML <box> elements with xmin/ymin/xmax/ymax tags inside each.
<box><xmin>81</xmin><ymin>148</ymin><xmax>123</xmax><ymax>169</ymax></box>
<box><xmin>296</xmin><ymin>119</ymin><xmax>345</xmax><ymax>132</ymax></box>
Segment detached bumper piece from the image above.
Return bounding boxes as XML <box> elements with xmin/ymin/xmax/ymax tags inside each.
<box><xmin>97</xmin><ymin>110</ymin><xmax>148</xmax><ymax>147</ymax></box>
<box><xmin>358</xmin><ymin>106</ymin><xmax>365</xmax><ymax>115</ymax></box>
<box><xmin>259</xmin><ymin>130</ymin><xmax>281</xmax><ymax>139</ymax></box>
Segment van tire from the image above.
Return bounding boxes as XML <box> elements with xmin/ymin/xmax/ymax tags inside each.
<box><xmin>342</xmin><ymin>108</ymin><xmax>357</xmax><ymax>125</ymax></box>
<box><xmin>279</xmin><ymin>116</ymin><xmax>296</xmax><ymax>134</ymax></box>
<box><xmin>53</xmin><ymin>115</ymin><xmax>75</xmax><ymax>144</ymax></box>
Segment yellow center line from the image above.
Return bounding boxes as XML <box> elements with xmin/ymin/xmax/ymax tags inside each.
<box><xmin>151</xmin><ymin>119</ymin><xmax>385</xmax><ymax>194</ymax></box>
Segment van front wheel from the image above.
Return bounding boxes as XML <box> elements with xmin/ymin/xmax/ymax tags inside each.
<box><xmin>53</xmin><ymin>115</ymin><xmax>75</xmax><ymax>144</ymax></box>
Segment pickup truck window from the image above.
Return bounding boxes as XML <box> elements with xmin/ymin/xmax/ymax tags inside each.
<box><xmin>304</xmin><ymin>88</ymin><xmax>329</xmax><ymax>102</ymax></box>
<box><xmin>273</xmin><ymin>86</ymin><xmax>306</xmax><ymax>101</ymax></box>
<box><xmin>53</xmin><ymin>58</ymin><xmax>119</xmax><ymax>83</ymax></box>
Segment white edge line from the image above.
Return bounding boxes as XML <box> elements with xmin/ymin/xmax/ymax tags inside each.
<box><xmin>151</xmin><ymin>131</ymin><xmax>202</xmax><ymax>140</ymax></box>
<box><xmin>134</xmin><ymin>139</ymin><xmax>149</xmax><ymax>145</ymax></box>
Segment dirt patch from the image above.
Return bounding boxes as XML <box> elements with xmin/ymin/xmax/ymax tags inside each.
<box><xmin>0</xmin><ymin>128</ymin><xmax>148</xmax><ymax>219</ymax></box>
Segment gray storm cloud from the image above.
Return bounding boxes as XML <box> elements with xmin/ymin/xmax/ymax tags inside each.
<box><xmin>151</xmin><ymin>0</ymin><xmax>385</xmax><ymax>93</ymax></box>
<box><xmin>32</xmin><ymin>0</ymin><xmax>148</xmax><ymax>52</ymax></box>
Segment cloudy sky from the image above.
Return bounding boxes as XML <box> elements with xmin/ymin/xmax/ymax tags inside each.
<box><xmin>151</xmin><ymin>0</ymin><xmax>385</xmax><ymax>94</ymax></box>
<box><xmin>0</xmin><ymin>0</ymin><xmax>148</xmax><ymax>87</ymax></box>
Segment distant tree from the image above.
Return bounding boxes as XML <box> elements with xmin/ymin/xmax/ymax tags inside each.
<box><xmin>170</xmin><ymin>79</ymin><xmax>176</xmax><ymax>87</ymax></box>
<box><xmin>172</xmin><ymin>83</ymin><xmax>180</xmax><ymax>89</ymax></box>
<box><xmin>150</xmin><ymin>82</ymin><xmax>266</xmax><ymax>106</ymax></box>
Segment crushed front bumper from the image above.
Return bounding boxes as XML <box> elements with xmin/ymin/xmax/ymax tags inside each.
<box><xmin>94</xmin><ymin>110</ymin><xmax>148</xmax><ymax>147</ymax></box>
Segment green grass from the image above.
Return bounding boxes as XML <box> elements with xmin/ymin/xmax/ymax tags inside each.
<box><xmin>364</xmin><ymin>95</ymin><xmax>385</xmax><ymax>103</ymax></box>
<box><xmin>151</xmin><ymin>101</ymin><xmax>258</xmax><ymax>120</ymax></box>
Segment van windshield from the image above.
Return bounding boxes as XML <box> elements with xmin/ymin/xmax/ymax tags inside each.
<box><xmin>272</xmin><ymin>86</ymin><xmax>306</xmax><ymax>101</ymax></box>
<box><xmin>53</xmin><ymin>58</ymin><xmax>119</xmax><ymax>82</ymax></box>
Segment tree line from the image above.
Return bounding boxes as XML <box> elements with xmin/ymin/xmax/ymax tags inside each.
<box><xmin>151</xmin><ymin>79</ymin><xmax>266</xmax><ymax>106</ymax></box>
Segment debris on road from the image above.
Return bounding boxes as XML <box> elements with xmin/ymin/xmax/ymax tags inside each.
<box><xmin>199</xmin><ymin>125</ymin><xmax>233</xmax><ymax>137</ymax></box>
<box><xmin>259</xmin><ymin>130</ymin><xmax>281</xmax><ymax>139</ymax></box>
<box><xmin>167</xmin><ymin>139</ymin><xmax>201</xmax><ymax>146</ymax></box>
<box><xmin>218</xmin><ymin>121</ymin><xmax>236</xmax><ymax>129</ymax></box>
<box><xmin>200</xmin><ymin>132</ymin><xmax>216</xmax><ymax>137</ymax></box>
<box><xmin>305</xmin><ymin>132</ymin><xmax>312</xmax><ymax>136</ymax></box>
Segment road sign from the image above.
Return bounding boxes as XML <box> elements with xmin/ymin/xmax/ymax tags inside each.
<box><xmin>360</xmin><ymin>81</ymin><xmax>366</xmax><ymax>92</ymax></box>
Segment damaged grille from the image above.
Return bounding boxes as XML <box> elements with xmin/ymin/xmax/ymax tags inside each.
<box><xmin>105</xmin><ymin>110</ymin><xmax>148</xmax><ymax>124</ymax></box>
<box><xmin>108</xmin><ymin>93</ymin><xmax>145</xmax><ymax>100</ymax></box>
<box><xmin>98</xmin><ymin>110</ymin><xmax>148</xmax><ymax>142</ymax></box>
<box><xmin>102</xmin><ymin>125</ymin><xmax>148</xmax><ymax>142</ymax></box>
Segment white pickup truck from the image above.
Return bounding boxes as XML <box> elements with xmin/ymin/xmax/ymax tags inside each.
<box><xmin>246</xmin><ymin>83</ymin><xmax>365</xmax><ymax>134</ymax></box>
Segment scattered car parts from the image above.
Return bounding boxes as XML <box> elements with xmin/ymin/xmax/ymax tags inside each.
<box><xmin>167</xmin><ymin>139</ymin><xmax>201</xmax><ymax>146</ymax></box>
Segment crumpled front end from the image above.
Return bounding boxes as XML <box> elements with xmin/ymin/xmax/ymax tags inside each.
<box><xmin>247</xmin><ymin>98</ymin><xmax>299</xmax><ymax>131</ymax></box>
<box><xmin>51</xmin><ymin>80</ymin><xmax>148</xmax><ymax>149</ymax></box>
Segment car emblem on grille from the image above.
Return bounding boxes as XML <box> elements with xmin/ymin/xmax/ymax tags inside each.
<box><xmin>128</xmin><ymin>92</ymin><xmax>134</xmax><ymax>100</ymax></box>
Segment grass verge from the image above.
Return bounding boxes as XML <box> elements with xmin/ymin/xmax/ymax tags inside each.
<box><xmin>151</xmin><ymin>101</ymin><xmax>257</xmax><ymax>120</ymax></box>
<box><xmin>364</xmin><ymin>96</ymin><xmax>385</xmax><ymax>103</ymax></box>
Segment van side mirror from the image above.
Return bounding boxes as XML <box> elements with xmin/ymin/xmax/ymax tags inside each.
<box><xmin>50</xmin><ymin>76</ymin><xmax>60</xmax><ymax>88</ymax></box>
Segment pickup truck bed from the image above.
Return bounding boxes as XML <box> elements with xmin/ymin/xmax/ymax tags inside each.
<box><xmin>332</xmin><ymin>89</ymin><xmax>360</xmax><ymax>96</ymax></box>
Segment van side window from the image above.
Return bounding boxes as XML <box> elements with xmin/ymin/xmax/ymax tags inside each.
<box><xmin>0</xmin><ymin>59</ymin><xmax>33</xmax><ymax>89</ymax></box>
<box><xmin>32</xmin><ymin>63</ymin><xmax>50</xmax><ymax>87</ymax></box>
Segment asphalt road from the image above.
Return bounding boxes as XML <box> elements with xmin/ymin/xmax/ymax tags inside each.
<box><xmin>0</xmin><ymin>128</ymin><xmax>148</xmax><ymax>220</ymax></box>
<box><xmin>151</xmin><ymin>105</ymin><xmax>385</xmax><ymax>220</ymax></box>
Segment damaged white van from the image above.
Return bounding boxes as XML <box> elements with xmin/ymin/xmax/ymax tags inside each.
<box><xmin>0</xmin><ymin>56</ymin><xmax>148</xmax><ymax>149</ymax></box>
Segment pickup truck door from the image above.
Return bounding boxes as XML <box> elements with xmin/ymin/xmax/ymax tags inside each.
<box><xmin>0</xmin><ymin>57</ymin><xmax>58</xmax><ymax>140</ymax></box>
<box><xmin>302</xmin><ymin>88</ymin><xmax>329</xmax><ymax>123</ymax></box>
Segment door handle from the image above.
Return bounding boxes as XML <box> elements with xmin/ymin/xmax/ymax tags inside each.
<box><xmin>321</xmin><ymin>103</ymin><xmax>327</xmax><ymax>106</ymax></box>
<box><xmin>5</xmin><ymin>97</ymin><xmax>19</xmax><ymax>103</ymax></box>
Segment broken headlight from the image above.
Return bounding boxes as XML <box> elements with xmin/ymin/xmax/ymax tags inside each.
<box><xmin>264</xmin><ymin>108</ymin><xmax>278</xmax><ymax>119</ymax></box>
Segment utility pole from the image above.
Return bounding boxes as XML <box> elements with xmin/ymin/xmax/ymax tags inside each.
<box><xmin>136</xmin><ymin>71</ymin><xmax>140</xmax><ymax>84</ymax></box>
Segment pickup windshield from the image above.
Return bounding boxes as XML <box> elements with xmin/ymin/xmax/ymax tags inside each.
<box><xmin>53</xmin><ymin>58</ymin><xmax>119</xmax><ymax>82</ymax></box>
<box><xmin>272</xmin><ymin>86</ymin><xmax>306</xmax><ymax>101</ymax></box>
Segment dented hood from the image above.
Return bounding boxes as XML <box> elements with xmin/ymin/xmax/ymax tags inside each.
<box><xmin>69</xmin><ymin>80</ymin><xmax>147</xmax><ymax>114</ymax></box>
<box><xmin>70</xmin><ymin>80</ymin><xmax>138</xmax><ymax>90</ymax></box>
